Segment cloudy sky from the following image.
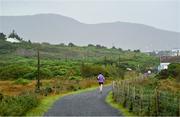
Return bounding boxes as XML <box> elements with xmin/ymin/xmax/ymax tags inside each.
<box><xmin>0</xmin><ymin>0</ymin><xmax>180</xmax><ymax>32</ymax></box>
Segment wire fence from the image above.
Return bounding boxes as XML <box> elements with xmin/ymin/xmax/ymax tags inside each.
<box><xmin>112</xmin><ymin>79</ymin><xmax>180</xmax><ymax>116</ymax></box>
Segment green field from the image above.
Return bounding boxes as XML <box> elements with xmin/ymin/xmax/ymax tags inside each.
<box><xmin>0</xmin><ymin>39</ymin><xmax>158</xmax><ymax>80</ymax></box>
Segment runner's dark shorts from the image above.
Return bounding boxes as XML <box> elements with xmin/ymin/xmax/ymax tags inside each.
<box><xmin>99</xmin><ymin>82</ymin><xmax>104</xmax><ymax>85</ymax></box>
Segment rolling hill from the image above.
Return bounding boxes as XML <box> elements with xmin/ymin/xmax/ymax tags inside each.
<box><xmin>0</xmin><ymin>13</ymin><xmax>179</xmax><ymax>51</ymax></box>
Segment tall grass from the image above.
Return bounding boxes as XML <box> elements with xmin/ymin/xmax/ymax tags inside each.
<box><xmin>112</xmin><ymin>78</ymin><xmax>180</xmax><ymax>116</ymax></box>
<box><xmin>0</xmin><ymin>93</ymin><xmax>39</xmax><ymax>116</ymax></box>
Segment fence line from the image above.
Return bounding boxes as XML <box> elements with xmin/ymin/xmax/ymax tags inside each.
<box><xmin>112</xmin><ymin>79</ymin><xmax>180</xmax><ymax>116</ymax></box>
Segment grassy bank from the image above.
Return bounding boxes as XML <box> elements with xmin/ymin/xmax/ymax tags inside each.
<box><xmin>112</xmin><ymin>78</ymin><xmax>180</xmax><ymax>116</ymax></box>
<box><xmin>105</xmin><ymin>91</ymin><xmax>134</xmax><ymax>116</ymax></box>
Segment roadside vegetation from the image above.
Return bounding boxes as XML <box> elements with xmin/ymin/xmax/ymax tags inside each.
<box><xmin>112</xmin><ymin>66</ymin><xmax>180</xmax><ymax>116</ymax></box>
<box><xmin>0</xmin><ymin>33</ymin><xmax>160</xmax><ymax>116</ymax></box>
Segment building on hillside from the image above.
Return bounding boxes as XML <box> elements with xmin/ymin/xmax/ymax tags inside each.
<box><xmin>171</xmin><ymin>48</ymin><xmax>180</xmax><ymax>56</ymax></box>
<box><xmin>158</xmin><ymin>56</ymin><xmax>180</xmax><ymax>71</ymax></box>
<box><xmin>6</xmin><ymin>37</ymin><xmax>20</xmax><ymax>43</ymax></box>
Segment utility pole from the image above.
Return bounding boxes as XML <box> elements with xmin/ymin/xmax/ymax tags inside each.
<box><xmin>118</xmin><ymin>55</ymin><xmax>121</xmax><ymax>78</ymax></box>
<box><xmin>35</xmin><ymin>48</ymin><xmax>41</xmax><ymax>93</ymax></box>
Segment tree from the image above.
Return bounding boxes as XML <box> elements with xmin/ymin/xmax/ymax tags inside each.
<box><xmin>0</xmin><ymin>33</ymin><xmax>6</xmax><ymax>40</ymax></box>
<box><xmin>118</xmin><ymin>48</ymin><xmax>123</xmax><ymax>51</ymax></box>
<box><xmin>88</xmin><ymin>44</ymin><xmax>95</xmax><ymax>47</ymax></box>
<box><xmin>28</xmin><ymin>40</ymin><xmax>32</xmax><ymax>44</ymax></box>
<box><xmin>168</xmin><ymin>63</ymin><xmax>180</xmax><ymax>81</ymax></box>
<box><xmin>157</xmin><ymin>63</ymin><xmax>180</xmax><ymax>81</ymax></box>
<box><xmin>134</xmin><ymin>49</ymin><xmax>141</xmax><ymax>53</ymax></box>
<box><xmin>112</xmin><ymin>46</ymin><xmax>116</xmax><ymax>49</ymax></box>
<box><xmin>8</xmin><ymin>30</ymin><xmax>23</xmax><ymax>41</ymax></box>
<box><xmin>68</xmin><ymin>42</ymin><xmax>75</xmax><ymax>47</ymax></box>
<box><xmin>96</xmin><ymin>44</ymin><xmax>101</xmax><ymax>48</ymax></box>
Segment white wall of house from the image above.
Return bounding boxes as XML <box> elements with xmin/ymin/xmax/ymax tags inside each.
<box><xmin>6</xmin><ymin>38</ymin><xmax>20</xmax><ymax>43</ymax></box>
<box><xmin>171</xmin><ymin>48</ymin><xmax>180</xmax><ymax>56</ymax></box>
<box><xmin>158</xmin><ymin>63</ymin><xmax>170</xmax><ymax>71</ymax></box>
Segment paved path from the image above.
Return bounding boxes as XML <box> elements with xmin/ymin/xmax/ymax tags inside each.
<box><xmin>44</xmin><ymin>86</ymin><xmax>122</xmax><ymax>116</ymax></box>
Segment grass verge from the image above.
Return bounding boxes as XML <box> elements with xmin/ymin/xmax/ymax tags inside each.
<box><xmin>26</xmin><ymin>84</ymin><xmax>110</xmax><ymax>116</ymax></box>
<box><xmin>26</xmin><ymin>94</ymin><xmax>61</xmax><ymax>116</ymax></box>
<box><xmin>105</xmin><ymin>91</ymin><xmax>135</xmax><ymax>116</ymax></box>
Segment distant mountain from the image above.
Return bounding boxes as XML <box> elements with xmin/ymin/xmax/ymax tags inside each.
<box><xmin>0</xmin><ymin>13</ymin><xmax>179</xmax><ymax>51</ymax></box>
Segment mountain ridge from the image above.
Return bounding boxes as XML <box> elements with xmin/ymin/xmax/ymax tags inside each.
<box><xmin>1</xmin><ymin>13</ymin><xmax>178</xmax><ymax>33</ymax></box>
<box><xmin>0</xmin><ymin>13</ymin><xmax>179</xmax><ymax>51</ymax></box>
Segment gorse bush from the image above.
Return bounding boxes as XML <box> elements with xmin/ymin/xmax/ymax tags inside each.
<box><xmin>157</xmin><ymin>69</ymin><xmax>169</xmax><ymax>79</ymax></box>
<box><xmin>68</xmin><ymin>76</ymin><xmax>81</xmax><ymax>80</ymax></box>
<box><xmin>157</xmin><ymin>63</ymin><xmax>180</xmax><ymax>81</ymax></box>
<box><xmin>81</xmin><ymin>64</ymin><xmax>109</xmax><ymax>77</ymax></box>
<box><xmin>168</xmin><ymin>63</ymin><xmax>180</xmax><ymax>81</ymax></box>
<box><xmin>13</xmin><ymin>78</ymin><xmax>31</xmax><ymax>85</ymax></box>
<box><xmin>0</xmin><ymin>65</ymin><xmax>35</xmax><ymax>80</ymax></box>
<box><xmin>0</xmin><ymin>93</ymin><xmax>39</xmax><ymax>116</ymax></box>
<box><xmin>0</xmin><ymin>58</ymin><xmax>83</xmax><ymax>80</ymax></box>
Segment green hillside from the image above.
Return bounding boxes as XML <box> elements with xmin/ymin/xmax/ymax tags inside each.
<box><xmin>0</xmin><ymin>39</ymin><xmax>159</xmax><ymax>80</ymax></box>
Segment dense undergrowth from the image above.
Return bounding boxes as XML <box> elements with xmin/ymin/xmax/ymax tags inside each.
<box><xmin>0</xmin><ymin>78</ymin><xmax>102</xmax><ymax>116</ymax></box>
<box><xmin>0</xmin><ymin>39</ymin><xmax>159</xmax><ymax>116</ymax></box>
<box><xmin>0</xmin><ymin>92</ymin><xmax>39</xmax><ymax>116</ymax></box>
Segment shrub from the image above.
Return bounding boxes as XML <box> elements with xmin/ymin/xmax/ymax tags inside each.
<box><xmin>157</xmin><ymin>69</ymin><xmax>169</xmax><ymax>79</ymax></box>
<box><xmin>68</xmin><ymin>76</ymin><xmax>81</xmax><ymax>80</ymax></box>
<box><xmin>168</xmin><ymin>63</ymin><xmax>180</xmax><ymax>79</ymax></box>
<box><xmin>67</xmin><ymin>85</ymin><xmax>81</xmax><ymax>91</ymax></box>
<box><xmin>81</xmin><ymin>64</ymin><xmax>108</xmax><ymax>77</ymax></box>
<box><xmin>157</xmin><ymin>63</ymin><xmax>180</xmax><ymax>81</ymax></box>
<box><xmin>0</xmin><ymin>93</ymin><xmax>39</xmax><ymax>116</ymax></box>
<box><xmin>0</xmin><ymin>65</ymin><xmax>34</xmax><ymax>80</ymax></box>
<box><xmin>42</xmin><ymin>87</ymin><xmax>53</xmax><ymax>96</ymax></box>
<box><xmin>13</xmin><ymin>78</ymin><xmax>31</xmax><ymax>85</ymax></box>
<box><xmin>34</xmin><ymin>68</ymin><xmax>53</xmax><ymax>79</ymax></box>
<box><xmin>23</xmin><ymin>72</ymin><xmax>36</xmax><ymax>80</ymax></box>
<box><xmin>52</xmin><ymin>69</ymin><xmax>67</xmax><ymax>76</ymax></box>
<box><xmin>0</xmin><ymin>93</ymin><xmax>3</xmax><ymax>101</ymax></box>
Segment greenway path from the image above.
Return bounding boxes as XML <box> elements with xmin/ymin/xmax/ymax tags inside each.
<box><xmin>44</xmin><ymin>86</ymin><xmax>122</xmax><ymax>116</ymax></box>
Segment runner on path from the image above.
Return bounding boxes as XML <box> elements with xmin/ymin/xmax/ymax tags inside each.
<box><xmin>97</xmin><ymin>73</ymin><xmax>105</xmax><ymax>93</ymax></box>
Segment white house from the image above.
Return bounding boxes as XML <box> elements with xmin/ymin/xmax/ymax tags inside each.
<box><xmin>158</xmin><ymin>63</ymin><xmax>169</xmax><ymax>70</ymax></box>
<box><xmin>6</xmin><ymin>37</ymin><xmax>20</xmax><ymax>43</ymax></box>
<box><xmin>158</xmin><ymin>56</ymin><xmax>180</xmax><ymax>71</ymax></box>
<box><xmin>171</xmin><ymin>48</ymin><xmax>180</xmax><ymax>56</ymax></box>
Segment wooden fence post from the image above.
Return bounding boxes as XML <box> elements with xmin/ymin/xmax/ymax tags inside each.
<box><xmin>117</xmin><ymin>82</ymin><xmax>120</xmax><ymax>102</ymax></box>
<box><xmin>127</xmin><ymin>83</ymin><xmax>130</xmax><ymax>97</ymax></box>
<box><xmin>177</xmin><ymin>97</ymin><xmax>180</xmax><ymax>116</ymax></box>
<box><xmin>133</xmin><ymin>86</ymin><xmax>136</xmax><ymax>112</ymax></box>
<box><xmin>155</xmin><ymin>89</ymin><xmax>159</xmax><ymax>116</ymax></box>
<box><xmin>112</xmin><ymin>81</ymin><xmax>115</xmax><ymax>96</ymax></box>
<box><xmin>148</xmin><ymin>94</ymin><xmax>151</xmax><ymax>116</ymax></box>
<box><xmin>129</xmin><ymin>86</ymin><xmax>133</xmax><ymax>112</ymax></box>
<box><xmin>112</xmin><ymin>81</ymin><xmax>115</xmax><ymax>90</ymax></box>
<box><xmin>140</xmin><ymin>88</ymin><xmax>143</xmax><ymax>115</ymax></box>
<box><xmin>123</xmin><ymin>81</ymin><xmax>127</xmax><ymax>107</ymax></box>
<box><xmin>179</xmin><ymin>97</ymin><xmax>180</xmax><ymax>116</ymax></box>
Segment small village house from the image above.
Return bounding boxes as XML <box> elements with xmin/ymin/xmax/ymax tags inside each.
<box><xmin>171</xmin><ymin>48</ymin><xmax>180</xmax><ymax>56</ymax></box>
<box><xmin>158</xmin><ymin>56</ymin><xmax>180</xmax><ymax>71</ymax></box>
